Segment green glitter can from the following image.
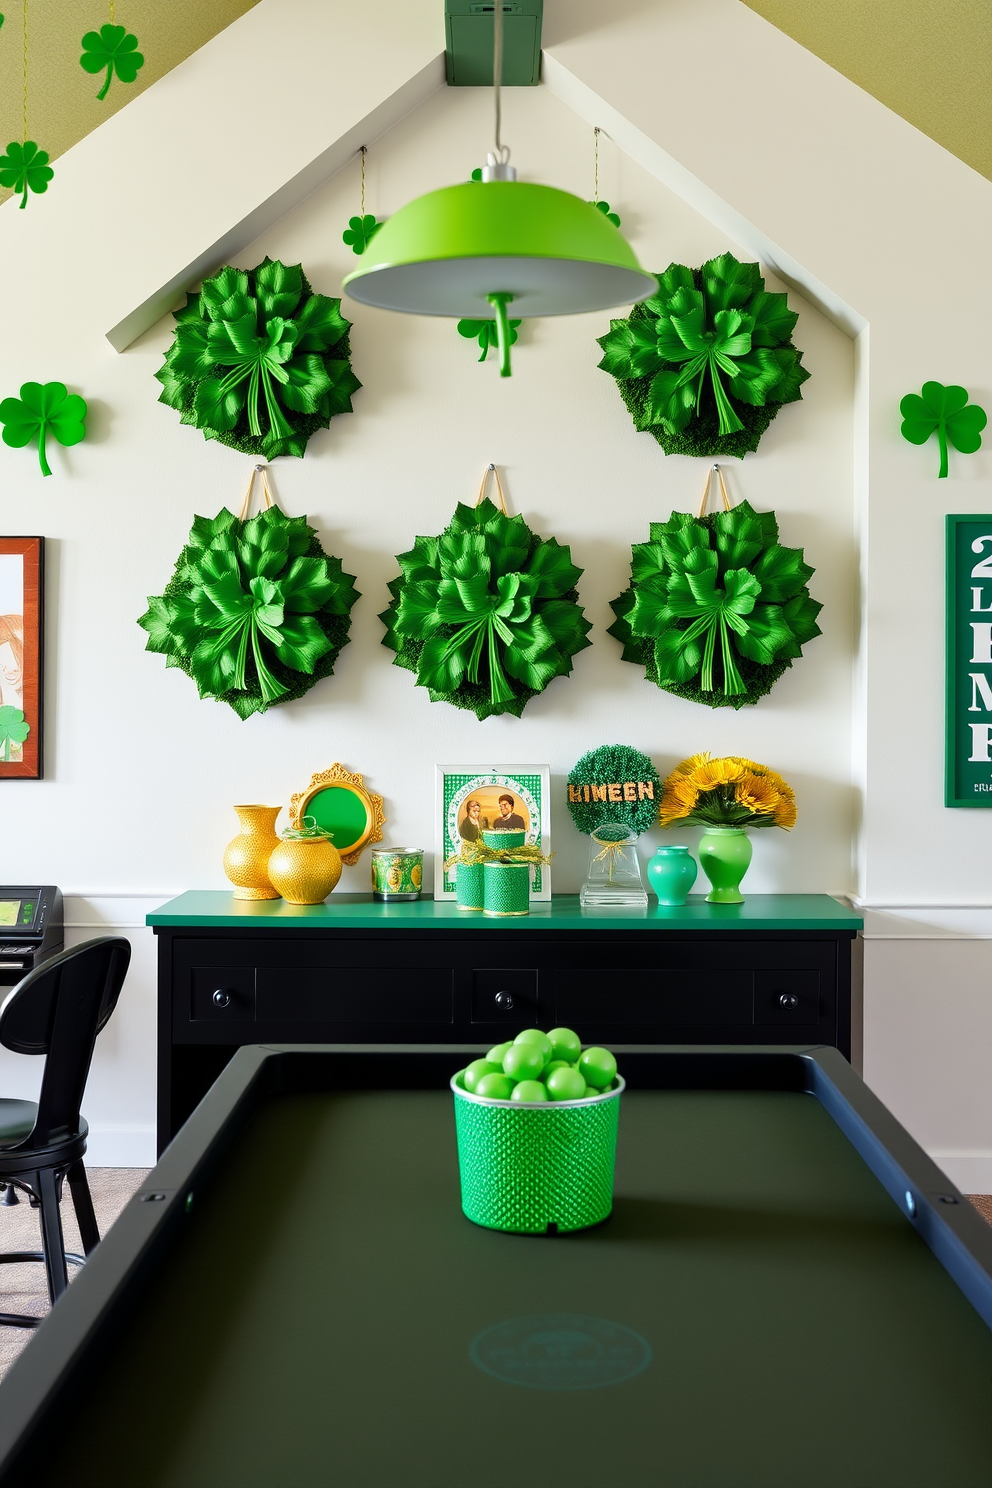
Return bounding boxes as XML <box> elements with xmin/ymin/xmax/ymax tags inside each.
<box><xmin>371</xmin><ymin>848</ymin><xmax>424</xmax><ymax>901</ymax></box>
<box><xmin>456</xmin><ymin>860</ymin><xmax>484</xmax><ymax>911</ymax></box>
<box><xmin>483</xmin><ymin>861</ymin><xmax>530</xmax><ymax>917</ymax></box>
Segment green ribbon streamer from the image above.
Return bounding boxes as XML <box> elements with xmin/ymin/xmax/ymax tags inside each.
<box><xmin>155</xmin><ymin>258</ymin><xmax>362</xmax><ymax>460</ymax></box>
<box><xmin>380</xmin><ymin>498</ymin><xmax>592</xmax><ymax>721</ymax></box>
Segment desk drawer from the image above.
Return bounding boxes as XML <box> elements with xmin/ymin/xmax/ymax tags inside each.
<box><xmin>556</xmin><ymin>968</ymin><xmax>753</xmax><ymax>1027</ymax></box>
<box><xmin>256</xmin><ymin>967</ymin><xmax>453</xmax><ymax>1024</ymax></box>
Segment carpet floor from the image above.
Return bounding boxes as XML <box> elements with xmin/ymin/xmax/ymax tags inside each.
<box><xmin>0</xmin><ymin>1176</ymin><xmax>989</xmax><ymax>1383</ymax></box>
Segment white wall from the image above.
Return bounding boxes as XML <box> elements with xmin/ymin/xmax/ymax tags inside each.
<box><xmin>0</xmin><ymin>83</ymin><xmax>854</xmax><ymax>1162</ymax></box>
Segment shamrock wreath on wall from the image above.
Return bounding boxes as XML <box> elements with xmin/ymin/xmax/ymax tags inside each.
<box><xmin>380</xmin><ymin>465</ymin><xmax>592</xmax><ymax>721</ymax></box>
<box><xmin>608</xmin><ymin>469</ymin><xmax>821</xmax><ymax>709</ymax></box>
<box><xmin>138</xmin><ymin>470</ymin><xmax>360</xmax><ymax>719</ymax></box>
<box><xmin>156</xmin><ymin>258</ymin><xmax>361</xmax><ymax>460</ymax></box>
<box><xmin>597</xmin><ymin>253</ymin><xmax>809</xmax><ymax>459</ymax></box>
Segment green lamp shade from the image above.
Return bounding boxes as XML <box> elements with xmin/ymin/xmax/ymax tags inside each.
<box><xmin>342</xmin><ymin>180</ymin><xmax>657</xmax><ymax>318</ymax></box>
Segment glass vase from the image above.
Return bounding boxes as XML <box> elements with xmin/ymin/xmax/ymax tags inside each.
<box><xmin>580</xmin><ymin>825</ymin><xmax>647</xmax><ymax>909</ymax></box>
<box><xmin>698</xmin><ymin>826</ymin><xmax>753</xmax><ymax>904</ymax></box>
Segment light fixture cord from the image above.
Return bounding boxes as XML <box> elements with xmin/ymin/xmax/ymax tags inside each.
<box><xmin>360</xmin><ymin>145</ymin><xmax>366</xmax><ymax>215</ymax></box>
<box><xmin>493</xmin><ymin>0</ymin><xmax>504</xmax><ymax>158</ymax></box>
<box><xmin>22</xmin><ymin>0</ymin><xmax>27</xmax><ymax>141</ymax></box>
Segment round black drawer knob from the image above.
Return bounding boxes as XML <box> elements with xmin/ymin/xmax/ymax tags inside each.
<box><xmin>494</xmin><ymin>991</ymin><xmax>515</xmax><ymax>1010</ymax></box>
<box><xmin>778</xmin><ymin>992</ymin><xmax>799</xmax><ymax>1010</ymax></box>
<box><xmin>212</xmin><ymin>989</ymin><xmax>233</xmax><ymax>1009</ymax></box>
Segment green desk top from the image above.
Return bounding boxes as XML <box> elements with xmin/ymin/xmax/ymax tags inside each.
<box><xmin>147</xmin><ymin>891</ymin><xmax>861</xmax><ymax>932</ymax></box>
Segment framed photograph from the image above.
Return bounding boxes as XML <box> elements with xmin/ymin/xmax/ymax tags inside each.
<box><xmin>0</xmin><ymin>538</ymin><xmax>43</xmax><ymax>780</ymax></box>
<box><xmin>435</xmin><ymin>764</ymin><xmax>551</xmax><ymax>901</ymax></box>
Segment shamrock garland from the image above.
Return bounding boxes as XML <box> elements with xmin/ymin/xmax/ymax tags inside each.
<box><xmin>380</xmin><ymin>491</ymin><xmax>592</xmax><ymax>720</ymax></box>
<box><xmin>155</xmin><ymin>258</ymin><xmax>361</xmax><ymax>460</ymax></box>
<box><xmin>138</xmin><ymin>504</ymin><xmax>360</xmax><ymax>720</ymax></box>
<box><xmin>0</xmin><ymin>382</ymin><xmax>87</xmax><ymax>476</ymax></box>
<box><xmin>80</xmin><ymin>24</ymin><xmax>144</xmax><ymax>99</ymax></box>
<box><xmin>0</xmin><ymin>141</ymin><xmax>53</xmax><ymax>209</ymax></box>
<box><xmin>900</xmin><ymin>382</ymin><xmax>987</xmax><ymax>478</ymax></box>
<box><xmin>597</xmin><ymin>253</ymin><xmax>809</xmax><ymax>459</ymax></box>
<box><xmin>609</xmin><ymin>501</ymin><xmax>822</xmax><ymax>709</ymax></box>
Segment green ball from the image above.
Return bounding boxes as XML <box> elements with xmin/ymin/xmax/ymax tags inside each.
<box><xmin>546</xmin><ymin>1066</ymin><xmax>587</xmax><ymax>1102</ymax></box>
<box><xmin>514</xmin><ymin>1029</ymin><xmax>553</xmax><ymax>1060</ymax></box>
<box><xmin>547</xmin><ymin>1027</ymin><xmax>582</xmax><ymax>1063</ymax></box>
<box><xmin>503</xmin><ymin>1043</ymin><xmax>546</xmax><ymax>1082</ymax></box>
<box><xmin>486</xmin><ymin>1041</ymin><xmax>514</xmax><ymax>1065</ymax></box>
<box><xmin>475</xmin><ymin>1072</ymin><xmax>517</xmax><ymax>1100</ymax></box>
<box><xmin>510</xmin><ymin>1080</ymin><xmax>548</xmax><ymax>1102</ymax></box>
<box><xmin>541</xmin><ymin>1060</ymin><xmax>569</xmax><ymax>1082</ymax></box>
<box><xmin>463</xmin><ymin>1059</ymin><xmax>502</xmax><ymax>1093</ymax></box>
<box><xmin>579</xmin><ymin>1047</ymin><xmax>617</xmax><ymax>1090</ymax></box>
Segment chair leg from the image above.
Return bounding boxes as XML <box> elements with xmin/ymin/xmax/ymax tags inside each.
<box><xmin>1</xmin><ymin>1184</ymin><xmax>19</xmax><ymax>1206</ymax></box>
<box><xmin>66</xmin><ymin>1161</ymin><xmax>100</xmax><ymax>1256</ymax></box>
<box><xmin>35</xmin><ymin>1169</ymin><xmax>68</xmax><ymax>1304</ymax></box>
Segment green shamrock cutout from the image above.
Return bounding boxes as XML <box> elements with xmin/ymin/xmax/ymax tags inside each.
<box><xmin>0</xmin><ymin>382</ymin><xmax>87</xmax><ymax>477</ymax></box>
<box><xmin>590</xmin><ymin>200</ymin><xmax>621</xmax><ymax>228</ymax></box>
<box><xmin>457</xmin><ymin>316</ymin><xmax>521</xmax><ymax>362</ymax></box>
<box><xmin>80</xmin><ymin>24</ymin><xmax>144</xmax><ymax>100</ymax></box>
<box><xmin>0</xmin><ymin>141</ymin><xmax>54</xmax><ymax>209</ymax></box>
<box><xmin>900</xmin><ymin>382</ymin><xmax>987</xmax><ymax>478</ymax></box>
<box><xmin>341</xmin><ymin>214</ymin><xmax>382</xmax><ymax>255</ymax></box>
<box><xmin>0</xmin><ymin>706</ymin><xmax>29</xmax><ymax>763</ymax></box>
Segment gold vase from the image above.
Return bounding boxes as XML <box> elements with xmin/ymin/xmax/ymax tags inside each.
<box><xmin>267</xmin><ymin>838</ymin><xmax>342</xmax><ymax>905</ymax></box>
<box><xmin>223</xmin><ymin>805</ymin><xmax>282</xmax><ymax>900</ymax></box>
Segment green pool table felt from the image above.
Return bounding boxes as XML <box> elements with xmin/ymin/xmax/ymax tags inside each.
<box><xmin>56</xmin><ymin>1088</ymin><xmax>992</xmax><ymax>1487</ymax></box>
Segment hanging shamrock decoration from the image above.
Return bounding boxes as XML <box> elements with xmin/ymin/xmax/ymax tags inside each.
<box><xmin>590</xmin><ymin>200</ymin><xmax>621</xmax><ymax>228</ymax></box>
<box><xmin>457</xmin><ymin>315</ymin><xmax>521</xmax><ymax>362</ymax></box>
<box><xmin>609</xmin><ymin>497</ymin><xmax>822</xmax><ymax>709</ymax></box>
<box><xmin>138</xmin><ymin>500</ymin><xmax>360</xmax><ymax>720</ymax></box>
<box><xmin>597</xmin><ymin>253</ymin><xmax>809</xmax><ymax>459</ymax></box>
<box><xmin>900</xmin><ymin>382</ymin><xmax>987</xmax><ymax>478</ymax></box>
<box><xmin>156</xmin><ymin>258</ymin><xmax>361</xmax><ymax>459</ymax></box>
<box><xmin>0</xmin><ymin>141</ymin><xmax>53</xmax><ymax>209</ymax></box>
<box><xmin>341</xmin><ymin>148</ymin><xmax>383</xmax><ymax>255</ymax></box>
<box><xmin>380</xmin><ymin>468</ymin><xmax>591</xmax><ymax>720</ymax></box>
<box><xmin>80</xmin><ymin>24</ymin><xmax>144</xmax><ymax>99</ymax></box>
<box><xmin>0</xmin><ymin>706</ymin><xmax>29</xmax><ymax>762</ymax></box>
<box><xmin>0</xmin><ymin>382</ymin><xmax>87</xmax><ymax>476</ymax></box>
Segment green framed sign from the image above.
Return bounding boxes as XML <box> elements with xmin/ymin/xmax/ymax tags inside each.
<box><xmin>946</xmin><ymin>515</ymin><xmax>992</xmax><ymax>806</ymax></box>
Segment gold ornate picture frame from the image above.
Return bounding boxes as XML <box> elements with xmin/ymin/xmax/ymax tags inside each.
<box><xmin>289</xmin><ymin>763</ymin><xmax>385</xmax><ymax>866</ymax></box>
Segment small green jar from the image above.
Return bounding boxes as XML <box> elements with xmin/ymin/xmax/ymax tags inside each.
<box><xmin>483</xmin><ymin>861</ymin><xmax>530</xmax><ymax>917</ymax></box>
<box><xmin>456</xmin><ymin>860</ymin><xmax>485</xmax><ymax>911</ymax></box>
<box><xmin>371</xmin><ymin>848</ymin><xmax>424</xmax><ymax>902</ymax></box>
<box><xmin>482</xmin><ymin>829</ymin><xmax>526</xmax><ymax>849</ymax></box>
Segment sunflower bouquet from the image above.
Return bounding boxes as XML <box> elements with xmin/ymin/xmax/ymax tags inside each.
<box><xmin>659</xmin><ymin>754</ymin><xmax>797</xmax><ymax>831</ymax></box>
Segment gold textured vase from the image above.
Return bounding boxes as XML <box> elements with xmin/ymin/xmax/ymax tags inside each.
<box><xmin>223</xmin><ymin>805</ymin><xmax>282</xmax><ymax>900</ymax></box>
<box><xmin>267</xmin><ymin>838</ymin><xmax>342</xmax><ymax>905</ymax></box>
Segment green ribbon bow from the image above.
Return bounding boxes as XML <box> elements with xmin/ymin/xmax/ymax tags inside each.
<box><xmin>138</xmin><ymin>505</ymin><xmax>360</xmax><ymax>719</ymax></box>
<box><xmin>609</xmin><ymin>502</ymin><xmax>822</xmax><ymax>709</ymax></box>
<box><xmin>900</xmin><ymin>382</ymin><xmax>987</xmax><ymax>478</ymax></box>
<box><xmin>156</xmin><ymin>258</ymin><xmax>361</xmax><ymax>460</ymax></box>
<box><xmin>597</xmin><ymin>254</ymin><xmax>808</xmax><ymax>458</ymax></box>
<box><xmin>381</xmin><ymin>498</ymin><xmax>592</xmax><ymax>720</ymax></box>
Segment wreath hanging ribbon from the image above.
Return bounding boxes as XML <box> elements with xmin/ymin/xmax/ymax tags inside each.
<box><xmin>138</xmin><ymin>468</ymin><xmax>360</xmax><ymax>719</ymax></box>
<box><xmin>608</xmin><ymin>467</ymin><xmax>822</xmax><ymax>709</ymax></box>
<box><xmin>380</xmin><ymin>464</ymin><xmax>592</xmax><ymax>720</ymax></box>
<box><xmin>155</xmin><ymin>258</ymin><xmax>361</xmax><ymax>459</ymax></box>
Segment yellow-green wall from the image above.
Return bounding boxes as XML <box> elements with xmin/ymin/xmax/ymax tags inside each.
<box><xmin>744</xmin><ymin>0</ymin><xmax>992</xmax><ymax>181</ymax></box>
<box><xmin>0</xmin><ymin>2</ymin><xmax>258</xmax><ymax>203</ymax></box>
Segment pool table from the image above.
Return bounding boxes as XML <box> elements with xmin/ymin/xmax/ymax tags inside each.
<box><xmin>1</xmin><ymin>1044</ymin><xmax>991</xmax><ymax>1487</ymax></box>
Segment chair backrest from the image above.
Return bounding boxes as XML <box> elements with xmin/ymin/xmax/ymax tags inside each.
<box><xmin>0</xmin><ymin>937</ymin><xmax>131</xmax><ymax>1149</ymax></box>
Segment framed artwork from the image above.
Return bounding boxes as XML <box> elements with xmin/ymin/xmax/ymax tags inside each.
<box><xmin>289</xmin><ymin>763</ymin><xmax>385</xmax><ymax>864</ymax></box>
<box><xmin>435</xmin><ymin>764</ymin><xmax>551</xmax><ymax>901</ymax></box>
<box><xmin>946</xmin><ymin>515</ymin><xmax>992</xmax><ymax>806</ymax></box>
<box><xmin>0</xmin><ymin>538</ymin><xmax>43</xmax><ymax>780</ymax></box>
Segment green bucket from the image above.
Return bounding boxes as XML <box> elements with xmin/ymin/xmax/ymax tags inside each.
<box><xmin>451</xmin><ymin>1074</ymin><xmax>625</xmax><ymax>1233</ymax></box>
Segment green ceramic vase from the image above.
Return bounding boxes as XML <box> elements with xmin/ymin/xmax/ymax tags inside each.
<box><xmin>697</xmin><ymin>826</ymin><xmax>752</xmax><ymax>904</ymax></box>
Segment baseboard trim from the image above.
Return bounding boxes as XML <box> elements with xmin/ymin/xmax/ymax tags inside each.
<box><xmin>84</xmin><ymin>1126</ymin><xmax>156</xmax><ymax>1168</ymax></box>
<box><xmin>929</xmin><ymin>1149</ymin><xmax>992</xmax><ymax>1195</ymax></box>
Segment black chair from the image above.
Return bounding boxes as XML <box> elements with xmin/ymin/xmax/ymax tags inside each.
<box><xmin>0</xmin><ymin>936</ymin><xmax>131</xmax><ymax>1328</ymax></box>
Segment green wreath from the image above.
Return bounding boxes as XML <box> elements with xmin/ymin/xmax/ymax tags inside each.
<box><xmin>155</xmin><ymin>258</ymin><xmax>361</xmax><ymax>459</ymax></box>
<box><xmin>597</xmin><ymin>253</ymin><xmax>808</xmax><ymax>459</ymax></box>
<box><xmin>567</xmin><ymin>745</ymin><xmax>660</xmax><ymax>836</ymax></box>
<box><xmin>608</xmin><ymin>501</ymin><xmax>822</xmax><ymax>709</ymax></box>
<box><xmin>138</xmin><ymin>504</ymin><xmax>360</xmax><ymax>719</ymax></box>
<box><xmin>380</xmin><ymin>498</ymin><xmax>592</xmax><ymax>721</ymax></box>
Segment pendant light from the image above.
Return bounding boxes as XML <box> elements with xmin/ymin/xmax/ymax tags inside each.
<box><xmin>342</xmin><ymin>3</ymin><xmax>657</xmax><ymax>376</ymax></box>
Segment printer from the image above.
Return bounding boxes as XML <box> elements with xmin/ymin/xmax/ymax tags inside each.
<box><xmin>0</xmin><ymin>887</ymin><xmax>64</xmax><ymax>989</ymax></box>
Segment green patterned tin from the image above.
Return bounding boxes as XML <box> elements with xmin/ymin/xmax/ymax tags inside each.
<box><xmin>455</xmin><ymin>860</ymin><xmax>484</xmax><ymax>911</ymax></box>
<box><xmin>371</xmin><ymin>848</ymin><xmax>424</xmax><ymax>901</ymax></box>
<box><xmin>482</xmin><ymin>829</ymin><xmax>526</xmax><ymax>849</ymax></box>
<box><xmin>483</xmin><ymin>861</ymin><xmax>530</xmax><ymax>916</ymax></box>
<box><xmin>451</xmin><ymin>1075</ymin><xmax>625</xmax><ymax>1233</ymax></box>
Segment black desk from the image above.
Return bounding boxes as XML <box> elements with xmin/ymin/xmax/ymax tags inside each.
<box><xmin>148</xmin><ymin>892</ymin><xmax>862</xmax><ymax>1152</ymax></box>
<box><xmin>1</xmin><ymin>1044</ymin><xmax>991</xmax><ymax>1488</ymax></box>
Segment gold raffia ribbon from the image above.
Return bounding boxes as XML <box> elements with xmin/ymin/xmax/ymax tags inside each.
<box><xmin>444</xmin><ymin>840</ymin><xmax>553</xmax><ymax>872</ymax></box>
<box><xmin>590</xmin><ymin>830</ymin><xmax>633</xmax><ymax>881</ymax></box>
<box><xmin>696</xmin><ymin>462</ymin><xmax>733</xmax><ymax>519</ymax></box>
<box><xmin>237</xmin><ymin>463</ymin><xmax>275</xmax><ymax>521</ymax></box>
<box><xmin>476</xmin><ymin>462</ymin><xmax>509</xmax><ymax>515</ymax></box>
